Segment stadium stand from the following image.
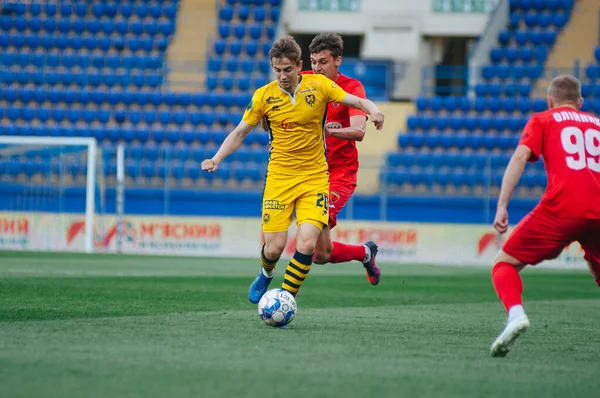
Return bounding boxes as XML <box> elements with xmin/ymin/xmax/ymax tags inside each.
<box><xmin>383</xmin><ymin>0</ymin><xmax>587</xmax><ymax>198</ymax></box>
<box><xmin>0</xmin><ymin>0</ymin><xmax>281</xmax><ymax>189</ymax></box>
<box><xmin>0</xmin><ymin>0</ymin><xmax>596</xmax><ymax>202</ymax></box>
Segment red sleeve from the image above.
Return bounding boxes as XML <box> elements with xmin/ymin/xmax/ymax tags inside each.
<box><xmin>300</xmin><ymin>70</ymin><xmax>313</xmax><ymax>75</ymax></box>
<box><xmin>519</xmin><ymin>114</ymin><xmax>543</xmax><ymax>162</ymax></box>
<box><xmin>346</xmin><ymin>81</ymin><xmax>367</xmax><ymax>118</ymax></box>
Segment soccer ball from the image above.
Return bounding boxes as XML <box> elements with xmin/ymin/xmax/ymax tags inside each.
<box><xmin>258</xmin><ymin>288</ymin><xmax>297</xmax><ymax>327</ymax></box>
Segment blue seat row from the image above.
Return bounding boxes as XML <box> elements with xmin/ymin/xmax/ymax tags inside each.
<box><xmin>217</xmin><ymin>22</ymin><xmax>276</xmax><ymax>40</ymax></box>
<box><xmin>123</xmin><ymin>144</ymin><xmax>269</xmax><ymax>163</ymax></box>
<box><xmin>498</xmin><ymin>29</ymin><xmax>558</xmax><ymax>46</ymax></box>
<box><xmin>219</xmin><ymin>5</ymin><xmax>280</xmax><ymax>22</ymax></box>
<box><xmin>225</xmin><ymin>0</ymin><xmax>283</xmax><ymax>5</ymax></box>
<box><xmin>0</xmin><ymin>16</ymin><xmax>175</xmax><ymax>36</ymax></box>
<box><xmin>1</xmin><ymin>2</ymin><xmax>178</xmax><ymax>20</ymax></box>
<box><xmin>474</xmin><ymin>82</ymin><xmax>532</xmax><ymax>97</ymax></box>
<box><xmin>206</xmin><ymin>74</ymin><xmax>269</xmax><ymax>91</ymax></box>
<box><xmin>0</xmin><ymin>86</ymin><xmax>252</xmax><ymax>108</ymax></box>
<box><xmin>489</xmin><ymin>46</ymin><xmax>548</xmax><ymax>64</ymax></box>
<box><xmin>0</xmin><ymin>32</ymin><xmax>170</xmax><ymax>53</ymax></box>
<box><xmin>0</xmin><ymin>105</ymin><xmax>244</xmax><ymax>126</ymax></box>
<box><xmin>0</xmin><ymin>123</ymin><xmax>270</xmax><ymax>147</ymax></box>
<box><xmin>0</xmin><ymin>68</ymin><xmax>163</xmax><ymax>87</ymax></box>
<box><xmin>398</xmin><ymin>132</ymin><xmax>520</xmax><ymax>150</ymax></box>
<box><xmin>1</xmin><ymin>158</ymin><xmax>265</xmax><ymax>183</ymax></box>
<box><xmin>509</xmin><ymin>0</ymin><xmax>573</xmax><ymax>11</ymax></box>
<box><xmin>406</xmin><ymin>115</ymin><xmax>531</xmax><ymax>132</ymax></box>
<box><xmin>0</xmin><ymin>50</ymin><xmax>163</xmax><ymax>70</ymax></box>
<box><xmin>508</xmin><ymin>11</ymin><xmax>570</xmax><ymax>29</ymax></box>
<box><xmin>382</xmin><ymin>168</ymin><xmax>546</xmax><ymax>189</ymax></box>
<box><xmin>415</xmin><ymin>96</ymin><xmax>547</xmax><ymax>114</ymax></box>
<box><xmin>213</xmin><ymin>39</ymin><xmax>272</xmax><ymax>57</ymax></box>
<box><xmin>482</xmin><ymin>64</ymin><xmax>544</xmax><ymax>81</ymax></box>
<box><xmin>207</xmin><ymin>56</ymin><xmax>271</xmax><ymax>73</ymax></box>
<box><xmin>388</xmin><ymin>152</ymin><xmax>513</xmax><ymax>169</ymax></box>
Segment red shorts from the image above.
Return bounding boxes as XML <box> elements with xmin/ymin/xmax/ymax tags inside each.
<box><xmin>328</xmin><ymin>168</ymin><xmax>357</xmax><ymax>229</ymax></box>
<box><xmin>503</xmin><ymin>205</ymin><xmax>600</xmax><ymax>267</ymax></box>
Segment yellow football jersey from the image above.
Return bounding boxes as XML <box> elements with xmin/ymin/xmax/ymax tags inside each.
<box><xmin>242</xmin><ymin>73</ymin><xmax>348</xmax><ymax>176</ymax></box>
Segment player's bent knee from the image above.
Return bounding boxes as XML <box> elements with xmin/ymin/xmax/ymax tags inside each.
<box><xmin>264</xmin><ymin>233</ymin><xmax>287</xmax><ymax>260</ymax></box>
<box><xmin>494</xmin><ymin>250</ymin><xmax>526</xmax><ymax>271</ymax></box>
<box><xmin>312</xmin><ymin>248</ymin><xmax>332</xmax><ymax>264</ymax></box>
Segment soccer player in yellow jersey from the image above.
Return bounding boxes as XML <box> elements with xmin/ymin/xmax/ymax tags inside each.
<box><xmin>201</xmin><ymin>37</ymin><xmax>384</xmax><ymax>304</ymax></box>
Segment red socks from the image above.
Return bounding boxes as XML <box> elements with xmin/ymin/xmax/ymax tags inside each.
<box><xmin>327</xmin><ymin>241</ymin><xmax>366</xmax><ymax>264</ymax></box>
<box><xmin>492</xmin><ymin>262</ymin><xmax>523</xmax><ymax>311</ymax></box>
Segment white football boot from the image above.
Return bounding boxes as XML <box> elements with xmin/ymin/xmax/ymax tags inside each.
<box><xmin>490</xmin><ymin>313</ymin><xmax>530</xmax><ymax>357</ymax></box>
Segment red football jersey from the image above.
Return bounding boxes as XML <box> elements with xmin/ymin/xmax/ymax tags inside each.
<box><xmin>301</xmin><ymin>71</ymin><xmax>367</xmax><ymax>171</ymax></box>
<box><xmin>520</xmin><ymin>106</ymin><xmax>600</xmax><ymax>219</ymax></box>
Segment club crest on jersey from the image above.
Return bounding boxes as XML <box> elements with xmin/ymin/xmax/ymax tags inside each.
<box><xmin>305</xmin><ymin>94</ymin><xmax>316</xmax><ymax>107</ymax></box>
<box><xmin>330</xmin><ymin>191</ymin><xmax>341</xmax><ymax>204</ymax></box>
<box><xmin>263</xmin><ymin>213</ymin><xmax>270</xmax><ymax>223</ymax></box>
<box><xmin>332</xmin><ymin>102</ymin><xmax>340</xmax><ymax>108</ymax></box>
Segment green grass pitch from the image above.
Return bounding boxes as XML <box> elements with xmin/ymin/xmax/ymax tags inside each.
<box><xmin>1</xmin><ymin>251</ymin><xmax>598</xmax><ymax>398</ymax></box>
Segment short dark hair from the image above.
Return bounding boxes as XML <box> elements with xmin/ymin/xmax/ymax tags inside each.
<box><xmin>269</xmin><ymin>36</ymin><xmax>302</xmax><ymax>65</ymax></box>
<box><xmin>308</xmin><ymin>33</ymin><xmax>344</xmax><ymax>58</ymax></box>
<box><xmin>548</xmin><ymin>75</ymin><xmax>581</xmax><ymax>105</ymax></box>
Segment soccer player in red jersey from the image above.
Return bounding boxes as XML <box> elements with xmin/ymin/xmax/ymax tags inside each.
<box><xmin>490</xmin><ymin>75</ymin><xmax>600</xmax><ymax>357</ymax></box>
<box><xmin>307</xmin><ymin>33</ymin><xmax>381</xmax><ymax>285</ymax></box>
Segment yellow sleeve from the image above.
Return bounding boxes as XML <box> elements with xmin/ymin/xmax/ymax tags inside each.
<box><xmin>242</xmin><ymin>89</ymin><xmax>265</xmax><ymax>126</ymax></box>
<box><xmin>319</xmin><ymin>75</ymin><xmax>348</xmax><ymax>104</ymax></box>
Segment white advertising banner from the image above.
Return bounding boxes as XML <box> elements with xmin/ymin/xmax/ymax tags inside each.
<box><xmin>0</xmin><ymin>212</ymin><xmax>587</xmax><ymax>270</ymax></box>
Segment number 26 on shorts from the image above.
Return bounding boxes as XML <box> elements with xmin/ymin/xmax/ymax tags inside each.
<box><xmin>316</xmin><ymin>193</ymin><xmax>329</xmax><ymax>209</ymax></box>
<box><xmin>561</xmin><ymin>127</ymin><xmax>600</xmax><ymax>172</ymax></box>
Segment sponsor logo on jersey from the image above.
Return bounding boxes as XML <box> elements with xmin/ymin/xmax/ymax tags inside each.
<box><xmin>265</xmin><ymin>96</ymin><xmax>283</xmax><ymax>104</ymax></box>
<box><xmin>263</xmin><ymin>200</ymin><xmax>286</xmax><ymax>210</ymax></box>
<box><xmin>298</xmin><ymin>88</ymin><xmax>317</xmax><ymax>95</ymax></box>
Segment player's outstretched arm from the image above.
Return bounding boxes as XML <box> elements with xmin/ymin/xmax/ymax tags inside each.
<box><xmin>201</xmin><ymin>121</ymin><xmax>254</xmax><ymax>172</ymax></box>
<box><xmin>494</xmin><ymin>145</ymin><xmax>532</xmax><ymax>234</ymax></box>
<box><xmin>340</xmin><ymin>94</ymin><xmax>384</xmax><ymax>130</ymax></box>
<box><xmin>324</xmin><ymin>115</ymin><xmax>367</xmax><ymax>141</ymax></box>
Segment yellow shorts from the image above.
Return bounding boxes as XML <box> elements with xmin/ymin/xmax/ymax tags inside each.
<box><xmin>261</xmin><ymin>173</ymin><xmax>329</xmax><ymax>233</ymax></box>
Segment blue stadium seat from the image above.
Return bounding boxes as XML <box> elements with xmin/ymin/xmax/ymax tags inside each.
<box><xmin>270</xmin><ymin>7</ymin><xmax>281</xmax><ymax>22</ymax></box>
<box><xmin>524</xmin><ymin>12</ymin><xmax>538</xmax><ymax>28</ymax></box>
<box><xmin>218</xmin><ymin>22</ymin><xmax>231</xmax><ymax>38</ymax></box>
<box><xmin>208</xmin><ymin>57</ymin><xmax>222</xmax><ymax>73</ymax></box>
<box><xmin>238</xmin><ymin>5</ymin><xmax>251</xmax><ymax>20</ymax></box>
<box><xmin>249</xmin><ymin>24</ymin><xmax>263</xmax><ymax>40</ymax></box>
<box><xmin>261</xmin><ymin>41</ymin><xmax>271</xmax><ymax>56</ymax></box>
<box><xmin>233</xmin><ymin>23</ymin><xmax>246</xmax><ymax>39</ymax></box>
<box><xmin>214</xmin><ymin>39</ymin><xmax>227</xmax><ymax>55</ymax></box>
<box><xmin>227</xmin><ymin>40</ymin><xmax>242</xmax><ymax>56</ymax></box>
<box><xmin>254</xmin><ymin>7</ymin><xmax>267</xmax><ymax>22</ymax></box>
<box><xmin>552</xmin><ymin>12</ymin><xmax>569</xmax><ymax>28</ymax></box>
<box><xmin>245</xmin><ymin>40</ymin><xmax>258</xmax><ymax>56</ymax></box>
<box><xmin>30</xmin><ymin>2</ymin><xmax>43</xmax><ymax>16</ymax></box>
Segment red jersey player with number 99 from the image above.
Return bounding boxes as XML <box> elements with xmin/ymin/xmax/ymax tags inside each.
<box><xmin>490</xmin><ymin>75</ymin><xmax>600</xmax><ymax>357</ymax></box>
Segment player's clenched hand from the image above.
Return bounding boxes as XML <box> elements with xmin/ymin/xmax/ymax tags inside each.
<box><xmin>201</xmin><ymin>159</ymin><xmax>219</xmax><ymax>172</ymax></box>
<box><xmin>370</xmin><ymin>111</ymin><xmax>385</xmax><ymax>130</ymax></box>
<box><xmin>493</xmin><ymin>207</ymin><xmax>509</xmax><ymax>234</ymax></box>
